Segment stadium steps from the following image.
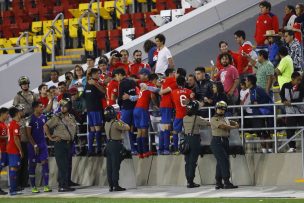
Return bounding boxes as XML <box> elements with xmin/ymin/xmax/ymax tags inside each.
<box><xmin>56</xmin><ymin>54</ymin><xmax>82</xmax><ymax>61</ymax></box>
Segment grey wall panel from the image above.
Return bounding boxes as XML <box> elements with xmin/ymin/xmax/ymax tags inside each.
<box><xmin>0</xmin><ymin>53</ymin><xmax>42</xmax><ymax>105</ymax></box>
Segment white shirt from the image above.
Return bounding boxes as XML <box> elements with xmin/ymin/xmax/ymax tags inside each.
<box><xmin>47</xmin><ymin>81</ymin><xmax>59</xmax><ymax>88</ymax></box>
<box><xmin>155</xmin><ymin>46</ymin><xmax>172</xmax><ymax>75</ymax></box>
<box><xmin>240</xmin><ymin>88</ymin><xmax>252</xmax><ymax>114</ymax></box>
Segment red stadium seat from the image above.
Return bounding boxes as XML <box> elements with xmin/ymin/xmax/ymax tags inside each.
<box><xmin>131</xmin><ymin>12</ymin><xmax>145</xmax><ymax>28</ymax></box>
<box><xmin>146</xmin><ymin>25</ymin><xmax>158</xmax><ymax>32</ymax></box>
<box><xmin>185</xmin><ymin>7</ymin><xmax>195</xmax><ymax>14</ymax></box>
<box><xmin>53</xmin><ymin>5</ymin><xmax>65</xmax><ymax>15</ymax></box>
<box><xmin>109</xmin><ymin>39</ymin><xmax>120</xmax><ymax>50</ymax></box>
<box><xmin>120</xmin><ymin>14</ymin><xmax>132</xmax><ymax>28</ymax></box>
<box><xmin>145</xmin><ymin>11</ymin><xmax>158</xmax><ymax>27</ymax></box>
<box><xmin>96</xmin><ymin>30</ymin><xmax>109</xmax><ymax>39</ymax></box>
<box><xmin>167</xmin><ymin>0</ymin><xmax>177</xmax><ymax>9</ymax></box>
<box><xmin>135</xmin><ymin>26</ymin><xmax>146</xmax><ymax>38</ymax></box>
<box><xmin>109</xmin><ymin>29</ymin><xmax>122</xmax><ymax>38</ymax></box>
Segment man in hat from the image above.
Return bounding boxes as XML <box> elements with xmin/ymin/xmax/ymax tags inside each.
<box><xmin>264</xmin><ymin>30</ymin><xmax>282</xmax><ymax>67</ymax></box>
<box><xmin>44</xmin><ymin>98</ymin><xmax>77</xmax><ymax>192</ymax></box>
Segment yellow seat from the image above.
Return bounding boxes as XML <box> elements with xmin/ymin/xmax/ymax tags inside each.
<box><xmin>3</xmin><ymin>39</ymin><xmax>15</xmax><ymax>54</ymax></box>
<box><xmin>79</xmin><ymin>3</ymin><xmax>89</xmax><ymax>13</ymax></box>
<box><xmin>45</xmin><ymin>34</ymin><xmax>57</xmax><ymax>54</ymax></box>
<box><xmin>91</xmin><ymin>2</ymin><xmax>102</xmax><ymax>13</ymax></box>
<box><xmin>0</xmin><ymin>38</ymin><xmax>5</xmax><ymax>54</ymax></box>
<box><xmin>82</xmin><ymin>17</ymin><xmax>95</xmax><ymax>37</ymax></box>
<box><xmin>33</xmin><ymin>35</ymin><xmax>43</xmax><ymax>52</ymax></box>
<box><xmin>53</xmin><ymin>20</ymin><xmax>68</xmax><ymax>38</ymax></box>
<box><xmin>32</xmin><ymin>21</ymin><xmax>43</xmax><ymax>33</ymax></box>
<box><xmin>104</xmin><ymin>1</ymin><xmax>115</xmax><ymax>12</ymax></box>
<box><xmin>84</xmin><ymin>31</ymin><xmax>96</xmax><ymax>52</ymax></box>
<box><xmin>43</xmin><ymin>20</ymin><xmax>53</xmax><ymax>35</ymax></box>
<box><xmin>68</xmin><ymin>9</ymin><xmax>81</xmax><ymax>18</ymax></box>
<box><xmin>137</xmin><ymin>0</ymin><xmax>147</xmax><ymax>3</ymax></box>
<box><xmin>9</xmin><ymin>38</ymin><xmax>18</xmax><ymax>46</ymax></box>
<box><xmin>69</xmin><ymin>18</ymin><xmax>79</xmax><ymax>38</ymax></box>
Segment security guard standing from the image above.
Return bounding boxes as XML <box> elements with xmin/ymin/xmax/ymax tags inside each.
<box><xmin>183</xmin><ymin>100</ymin><xmax>210</xmax><ymax>188</ymax></box>
<box><xmin>210</xmin><ymin>101</ymin><xmax>238</xmax><ymax>190</ymax></box>
<box><xmin>104</xmin><ymin>106</ymin><xmax>130</xmax><ymax>192</ymax></box>
<box><xmin>44</xmin><ymin>98</ymin><xmax>77</xmax><ymax>192</ymax></box>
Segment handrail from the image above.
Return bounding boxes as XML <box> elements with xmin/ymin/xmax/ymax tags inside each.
<box><xmin>278</xmin><ymin>128</ymin><xmax>304</xmax><ymax>151</ymax></box>
<box><xmin>16</xmin><ymin>31</ymin><xmax>30</xmax><ymax>52</ymax></box>
<box><xmin>0</xmin><ymin>46</ymin><xmax>38</xmax><ymax>68</ymax></box>
<box><xmin>51</xmin><ymin>13</ymin><xmax>65</xmax><ymax>56</ymax></box>
<box><xmin>42</xmin><ymin>29</ymin><xmax>55</xmax><ymax>69</ymax></box>
<box><xmin>78</xmin><ymin>0</ymin><xmax>100</xmax><ymax>33</ymax></box>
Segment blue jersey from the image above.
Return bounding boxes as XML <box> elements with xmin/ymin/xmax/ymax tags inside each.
<box><xmin>27</xmin><ymin>114</ymin><xmax>47</xmax><ymax>145</ymax></box>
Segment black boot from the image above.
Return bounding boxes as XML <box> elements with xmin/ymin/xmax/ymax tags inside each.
<box><xmin>223</xmin><ymin>178</ymin><xmax>238</xmax><ymax>189</ymax></box>
<box><xmin>187</xmin><ymin>182</ymin><xmax>200</xmax><ymax>188</ymax></box>
<box><xmin>215</xmin><ymin>178</ymin><xmax>224</xmax><ymax>190</ymax></box>
<box><xmin>113</xmin><ymin>186</ymin><xmax>126</xmax><ymax>191</ymax></box>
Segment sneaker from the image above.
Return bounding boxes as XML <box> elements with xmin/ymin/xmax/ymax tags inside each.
<box><xmin>172</xmin><ymin>151</ymin><xmax>180</xmax><ymax>155</ymax></box>
<box><xmin>287</xmin><ymin>148</ymin><xmax>296</xmax><ymax>153</ymax></box>
<box><xmin>31</xmin><ymin>187</ymin><xmax>40</xmax><ymax>193</ymax></box>
<box><xmin>261</xmin><ymin>148</ymin><xmax>267</xmax><ymax>154</ymax></box>
<box><xmin>163</xmin><ymin>150</ymin><xmax>170</xmax><ymax>155</ymax></box>
<box><xmin>10</xmin><ymin>191</ymin><xmax>22</xmax><ymax>196</ymax></box>
<box><xmin>43</xmin><ymin>186</ymin><xmax>52</xmax><ymax>192</ymax></box>
<box><xmin>0</xmin><ymin>188</ymin><xmax>8</xmax><ymax>195</ymax></box>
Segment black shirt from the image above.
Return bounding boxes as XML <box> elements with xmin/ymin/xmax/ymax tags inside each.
<box><xmin>118</xmin><ymin>78</ymin><xmax>137</xmax><ymax>110</ymax></box>
<box><xmin>83</xmin><ymin>83</ymin><xmax>105</xmax><ymax>112</ymax></box>
<box><xmin>195</xmin><ymin>79</ymin><xmax>213</xmax><ymax>103</ymax></box>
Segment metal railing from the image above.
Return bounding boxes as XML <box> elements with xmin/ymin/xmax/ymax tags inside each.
<box><xmin>41</xmin><ymin>13</ymin><xmax>66</xmax><ymax>69</ymax></box>
<box><xmin>16</xmin><ymin>31</ymin><xmax>31</xmax><ymax>52</ymax></box>
<box><xmin>78</xmin><ymin>0</ymin><xmax>101</xmax><ymax>33</ymax></box>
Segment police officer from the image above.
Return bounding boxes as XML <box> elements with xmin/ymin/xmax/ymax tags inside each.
<box><xmin>44</xmin><ymin>98</ymin><xmax>77</xmax><ymax>192</ymax></box>
<box><xmin>210</xmin><ymin>101</ymin><xmax>238</xmax><ymax>190</ymax></box>
<box><xmin>104</xmin><ymin>106</ymin><xmax>130</xmax><ymax>192</ymax></box>
<box><xmin>183</xmin><ymin>100</ymin><xmax>210</xmax><ymax>188</ymax></box>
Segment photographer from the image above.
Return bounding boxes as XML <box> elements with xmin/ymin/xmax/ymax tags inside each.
<box><xmin>104</xmin><ymin>106</ymin><xmax>130</xmax><ymax>192</ymax></box>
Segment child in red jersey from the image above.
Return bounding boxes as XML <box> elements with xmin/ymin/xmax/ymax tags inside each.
<box><xmin>0</xmin><ymin>107</ymin><xmax>9</xmax><ymax>195</ymax></box>
<box><xmin>172</xmin><ymin>76</ymin><xmax>194</xmax><ymax>153</ymax></box>
<box><xmin>7</xmin><ymin>107</ymin><xmax>23</xmax><ymax>195</ymax></box>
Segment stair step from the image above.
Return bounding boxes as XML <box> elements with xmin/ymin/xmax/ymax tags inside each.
<box><xmin>46</xmin><ymin>60</ymin><xmax>73</xmax><ymax>66</ymax></box>
<box><xmin>65</xmin><ymin>48</ymin><xmax>85</xmax><ymax>56</ymax></box>
<box><xmin>56</xmin><ymin>54</ymin><xmax>82</xmax><ymax>61</ymax></box>
<box><xmin>42</xmin><ymin>64</ymin><xmax>76</xmax><ymax>70</ymax></box>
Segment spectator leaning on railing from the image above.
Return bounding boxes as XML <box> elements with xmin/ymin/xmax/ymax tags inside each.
<box><xmin>280</xmin><ymin>71</ymin><xmax>304</xmax><ymax>153</ymax></box>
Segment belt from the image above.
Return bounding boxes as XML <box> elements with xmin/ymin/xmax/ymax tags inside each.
<box><xmin>109</xmin><ymin>139</ymin><xmax>122</xmax><ymax>143</ymax></box>
<box><xmin>186</xmin><ymin>133</ymin><xmax>200</xmax><ymax>137</ymax></box>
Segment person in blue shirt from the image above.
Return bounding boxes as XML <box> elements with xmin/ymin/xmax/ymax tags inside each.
<box><xmin>245</xmin><ymin>74</ymin><xmax>274</xmax><ymax>153</ymax></box>
<box><xmin>144</xmin><ymin>40</ymin><xmax>157</xmax><ymax>69</ymax></box>
<box><xmin>26</xmin><ymin>101</ymin><xmax>52</xmax><ymax>193</ymax></box>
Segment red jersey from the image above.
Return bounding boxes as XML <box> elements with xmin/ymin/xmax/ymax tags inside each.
<box><xmin>255</xmin><ymin>12</ymin><xmax>279</xmax><ymax>46</ymax></box>
<box><xmin>172</xmin><ymin>88</ymin><xmax>192</xmax><ymax>119</ymax></box>
<box><xmin>109</xmin><ymin>62</ymin><xmax>130</xmax><ymax>76</ymax></box>
<box><xmin>160</xmin><ymin>77</ymin><xmax>178</xmax><ymax>108</ymax></box>
<box><xmin>216</xmin><ymin>50</ymin><xmax>239</xmax><ymax>71</ymax></box>
<box><xmin>107</xmin><ymin>79</ymin><xmax>119</xmax><ymax>106</ymax></box>
<box><xmin>237</xmin><ymin>41</ymin><xmax>256</xmax><ymax>74</ymax></box>
<box><xmin>39</xmin><ymin>96</ymin><xmax>49</xmax><ymax>108</ymax></box>
<box><xmin>293</xmin><ymin>22</ymin><xmax>302</xmax><ymax>43</ymax></box>
<box><xmin>129</xmin><ymin>63</ymin><xmax>151</xmax><ymax>77</ymax></box>
<box><xmin>7</xmin><ymin>120</ymin><xmax>21</xmax><ymax>155</ymax></box>
<box><xmin>135</xmin><ymin>81</ymin><xmax>155</xmax><ymax>109</ymax></box>
<box><xmin>0</xmin><ymin>122</ymin><xmax>8</xmax><ymax>153</ymax></box>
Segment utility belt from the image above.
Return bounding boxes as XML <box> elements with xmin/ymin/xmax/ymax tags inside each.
<box><xmin>185</xmin><ymin>133</ymin><xmax>200</xmax><ymax>137</ymax></box>
<box><xmin>108</xmin><ymin>139</ymin><xmax>122</xmax><ymax>143</ymax></box>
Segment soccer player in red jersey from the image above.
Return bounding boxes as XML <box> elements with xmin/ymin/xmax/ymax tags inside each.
<box><xmin>129</xmin><ymin>50</ymin><xmax>151</xmax><ymax>78</ymax></box>
<box><xmin>0</xmin><ymin>107</ymin><xmax>9</xmax><ymax>195</ymax></box>
<box><xmin>172</xmin><ymin>76</ymin><xmax>194</xmax><ymax>153</ymax></box>
<box><xmin>107</xmin><ymin>72</ymin><xmax>120</xmax><ymax>107</ymax></box>
<box><xmin>158</xmin><ymin>68</ymin><xmax>178</xmax><ymax>155</ymax></box>
<box><xmin>119</xmin><ymin>49</ymin><xmax>131</xmax><ymax>76</ymax></box>
<box><xmin>7</xmin><ymin>107</ymin><xmax>23</xmax><ymax>195</ymax></box>
<box><xmin>132</xmin><ymin>69</ymin><xmax>157</xmax><ymax>158</ymax></box>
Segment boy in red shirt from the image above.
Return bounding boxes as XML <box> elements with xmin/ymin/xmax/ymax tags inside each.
<box><xmin>107</xmin><ymin>73</ymin><xmax>120</xmax><ymax>107</ymax></box>
<box><xmin>7</xmin><ymin>107</ymin><xmax>23</xmax><ymax>195</ymax></box>
<box><xmin>159</xmin><ymin>68</ymin><xmax>178</xmax><ymax>155</ymax></box>
<box><xmin>172</xmin><ymin>76</ymin><xmax>194</xmax><ymax>153</ymax></box>
<box><xmin>0</xmin><ymin>107</ymin><xmax>9</xmax><ymax>195</ymax></box>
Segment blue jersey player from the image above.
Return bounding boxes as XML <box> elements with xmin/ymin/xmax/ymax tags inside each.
<box><xmin>26</xmin><ymin>101</ymin><xmax>52</xmax><ymax>193</ymax></box>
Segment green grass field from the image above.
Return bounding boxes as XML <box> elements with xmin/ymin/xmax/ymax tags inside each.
<box><xmin>0</xmin><ymin>198</ymin><xmax>303</xmax><ymax>203</ymax></box>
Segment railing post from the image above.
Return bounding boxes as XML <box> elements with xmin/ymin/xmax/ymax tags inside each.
<box><xmin>51</xmin><ymin>29</ymin><xmax>55</xmax><ymax>70</ymax></box>
<box><xmin>97</xmin><ymin>0</ymin><xmax>101</xmax><ymax>31</ymax></box>
<box><xmin>241</xmin><ymin>105</ymin><xmax>245</xmax><ymax>147</ymax></box>
<box><xmin>274</xmin><ymin>104</ymin><xmax>277</xmax><ymax>153</ymax></box>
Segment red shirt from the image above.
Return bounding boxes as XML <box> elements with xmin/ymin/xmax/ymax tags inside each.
<box><xmin>293</xmin><ymin>22</ymin><xmax>302</xmax><ymax>43</ymax></box>
<box><xmin>107</xmin><ymin>79</ymin><xmax>119</xmax><ymax>106</ymax></box>
<box><xmin>39</xmin><ymin>96</ymin><xmax>49</xmax><ymax>108</ymax></box>
<box><xmin>129</xmin><ymin>63</ymin><xmax>151</xmax><ymax>77</ymax></box>
<box><xmin>109</xmin><ymin>62</ymin><xmax>130</xmax><ymax>76</ymax></box>
<box><xmin>160</xmin><ymin>77</ymin><xmax>178</xmax><ymax>108</ymax></box>
<box><xmin>172</xmin><ymin>88</ymin><xmax>193</xmax><ymax>119</ymax></box>
<box><xmin>135</xmin><ymin>81</ymin><xmax>155</xmax><ymax>109</ymax></box>
<box><xmin>0</xmin><ymin>122</ymin><xmax>8</xmax><ymax>153</ymax></box>
<box><xmin>255</xmin><ymin>12</ymin><xmax>279</xmax><ymax>46</ymax></box>
<box><xmin>237</xmin><ymin>41</ymin><xmax>255</xmax><ymax>74</ymax></box>
<box><xmin>216</xmin><ymin>50</ymin><xmax>239</xmax><ymax>71</ymax></box>
<box><xmin>7</xmin><ymin>120</ymin><xmax>21</xmax><ymax>155</ymax></box>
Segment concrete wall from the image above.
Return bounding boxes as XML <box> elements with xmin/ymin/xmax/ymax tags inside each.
<box><xmin>0</xmin><ymin>53</ymin><xmax>42</xmax><ymax>105</ymax></box>
<box><xmin>1</xmin><ymin>153</ymin><xmax>301</xmax><ymax>189</ymax></box>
